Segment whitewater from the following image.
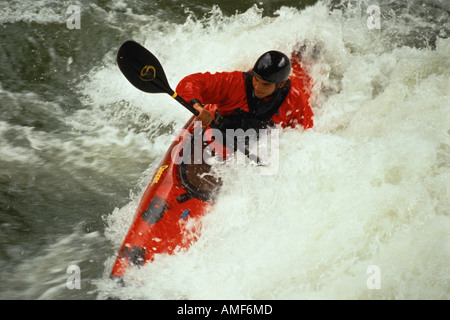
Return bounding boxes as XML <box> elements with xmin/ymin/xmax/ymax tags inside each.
<box><xmin>0</xmin><ymin>0</ymin><xmax>448</xmax><ymax>300</ymax></box>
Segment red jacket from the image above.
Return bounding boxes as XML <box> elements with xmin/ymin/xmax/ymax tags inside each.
<box><xmin>176</xmin><ymin>68</ymin><xmax>314</xmax><ymax>130</ymax></box>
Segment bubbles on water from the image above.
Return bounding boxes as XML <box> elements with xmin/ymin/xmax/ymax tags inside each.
<box><xmin>69</xmin><ymin>1</ymin><xmax>450</xmax><ymax>299</ymax></box>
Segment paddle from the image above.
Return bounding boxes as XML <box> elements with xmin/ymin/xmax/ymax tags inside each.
<box><xmin>116</xmin><ymin>40</ymin><xmax>261</xmax><ymax>164</ymax></box>
<box><xmin>117</xmin><ymin>40</ymin><xmax>199</xmax><ymax>116</ymax></box>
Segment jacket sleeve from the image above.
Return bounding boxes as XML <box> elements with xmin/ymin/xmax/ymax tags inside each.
<box><xmin>280</xmin><ymin>101</ymin><xmax>314</xmax><ymax>130</ymax></box>
<box><xmin>300</xmin><ymin>103</ymin><xmax>314</xmax><ymax>129</ymax></box>
<box><xmin>291</xmin><ymin>77</ymin><xmax>314</xmax><ymax>130</ymax></box>
<box><xmin>175</xmin><ymin>71</ymin><xmax>241</xmax><ymax>106</ymax></box>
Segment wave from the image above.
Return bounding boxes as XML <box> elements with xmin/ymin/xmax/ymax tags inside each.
<box><xmin>1</xmin><ymin>0</ymin><xmax>448</xmax><ymax>300</ymax></box>
<box><xmin>94</xmin><ymin>2</ymin><xmax>449</xmax><ymax>299</ymax></box>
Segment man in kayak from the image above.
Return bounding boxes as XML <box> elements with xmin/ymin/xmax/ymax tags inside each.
<box><xmin>175</xmin><ymin>50</ymin><xmax>314</xmax><ymax>133</ymax></box>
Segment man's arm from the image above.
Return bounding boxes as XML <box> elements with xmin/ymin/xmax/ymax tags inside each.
<box><xmin>176</xmin><ymin>71</ymin><xmax>241</xmax><ymax>128</ymax></box>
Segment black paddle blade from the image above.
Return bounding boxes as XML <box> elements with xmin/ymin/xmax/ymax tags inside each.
<box><xmin>117</xmin><ymin>40</ymin><xmax>174</xmax><ymax>95</ymax></box>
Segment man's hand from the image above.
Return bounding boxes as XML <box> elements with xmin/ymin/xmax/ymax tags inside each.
<box><xmin>193</xmin><ymin>103</ymin><xmax>214</xmax><ymax>128</ymax></box>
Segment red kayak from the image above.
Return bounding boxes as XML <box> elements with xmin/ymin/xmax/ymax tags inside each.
<box><xmin>110</xmin><ymin>41</ymin><xmax>311</xmax><ymax>280</ymax></box>
<box><xmin>110</xmin><ymin>118</ymin><xmax>225</xmax><ymax>279</ymax></box>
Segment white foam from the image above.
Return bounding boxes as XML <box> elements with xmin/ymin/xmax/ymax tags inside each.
<box><xmin>94</xmin><ymin>3</ymin><xmax>449</xmax><ymax>299</ymax></box>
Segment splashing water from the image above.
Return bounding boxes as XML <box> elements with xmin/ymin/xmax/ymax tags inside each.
<box><xmin>0</xmin><ymin>0</ymin><xmax>448</xmax><ymax>300</ymax></box>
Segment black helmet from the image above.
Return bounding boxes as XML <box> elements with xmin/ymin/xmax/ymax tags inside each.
<box><xmin>252</xmin><ymin>50</ymin><xmax>291</xmax><ymax>84</ymax></box>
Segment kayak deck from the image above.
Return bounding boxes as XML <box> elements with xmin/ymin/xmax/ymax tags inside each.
<box><xmin>110</xmin><ymin>118</ymin><xmax>222</xmax><ymax>279</ymax></box>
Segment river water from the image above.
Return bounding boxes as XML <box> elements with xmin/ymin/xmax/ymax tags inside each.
<box><xmin>0</xmin><ymin>0</ymin><xmax>448</xmax><ymax>300</ymax></box>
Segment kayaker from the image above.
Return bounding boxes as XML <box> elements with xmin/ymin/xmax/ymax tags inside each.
<box><xmin>175</xmin><ymin>50</ymin><xmax>314</xmax><ymax>132</ymax></box>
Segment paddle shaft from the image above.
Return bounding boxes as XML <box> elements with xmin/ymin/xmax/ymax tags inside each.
<box><xmin>117</xmin><ymin>40</ymin><xmax>261</xmax><ymax>164</ymax></box>
<box><xmin>171</xmin><ymin>91</ymin><xmax>262</xmax><ymax>165</ymax></box>
<box><xmin>168</xmin><ymin>91</ymin><xmax>200</xmax><ymax>116</ymax></box>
